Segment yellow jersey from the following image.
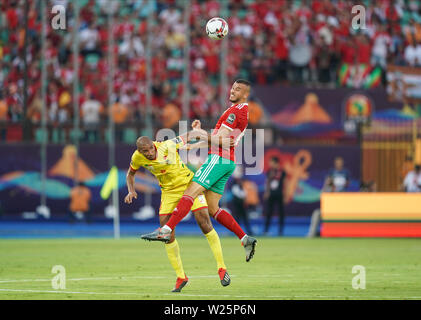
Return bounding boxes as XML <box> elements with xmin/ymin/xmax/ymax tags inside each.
<box><xmin>130</xmin><ymin>136</ymin><xmax>194</xmax><ymax>193</ymax></box>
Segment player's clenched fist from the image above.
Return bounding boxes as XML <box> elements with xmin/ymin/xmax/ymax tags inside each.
<box><xmin>192</xmin><ymin>119</ymin><xmax>201</xmax><ymax>129</ymax></box>
<box><xmin>124</xmin><ymin>191</ymin><xmax>137</xmax><ymax>204</ymax></box>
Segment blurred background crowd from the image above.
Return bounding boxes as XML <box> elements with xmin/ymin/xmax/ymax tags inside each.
<box><xmin>1</xmin><ymin>0</ymin><xmax>421</xmax><ymax>141</ymax></box>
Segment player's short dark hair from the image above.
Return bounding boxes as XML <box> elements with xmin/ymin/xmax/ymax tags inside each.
<box><xmin>234</xmin><ymin>79</ymin><xmax>251</xmax><ymax>87</ymax></box>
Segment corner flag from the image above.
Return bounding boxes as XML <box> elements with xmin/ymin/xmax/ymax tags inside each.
<box><xmin>100</xmin><ymin>166</ymin><xmax>118</xmax><ymax>200</ymax></box>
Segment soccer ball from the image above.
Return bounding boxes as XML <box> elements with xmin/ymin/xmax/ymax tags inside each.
<box><xmin>206</xmin><ymin>17</ymin><xmax>229</xmax><ymax>40</ymax></box>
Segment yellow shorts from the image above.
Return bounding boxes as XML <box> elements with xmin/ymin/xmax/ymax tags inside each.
<box><xmin>159</xmin><ymin>191</ymin><xmax>208</xmax><ymax>215</ymax></box>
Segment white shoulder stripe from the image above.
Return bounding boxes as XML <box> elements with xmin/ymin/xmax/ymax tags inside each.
<box><xmin>221</xmin><ymin>123</ymin><xmax>234</xmax><ymax>131</ymax></box>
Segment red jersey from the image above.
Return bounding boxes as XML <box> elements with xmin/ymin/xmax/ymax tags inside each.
<box><xmin>210</xmin><ymin>103</ymin><xmax>249</xmax><ymax>162</ymax></box>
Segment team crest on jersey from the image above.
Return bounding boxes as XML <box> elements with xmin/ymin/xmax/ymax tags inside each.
<box><xmin>226</xmin><ymin>113</ymin><xmax>236</xmax><ymax>124</ymax></box>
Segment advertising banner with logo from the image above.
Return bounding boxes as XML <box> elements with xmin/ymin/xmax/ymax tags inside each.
<box><xmin>0</xmin><ymin>144</ymin><xmax>360</xmax><ymax>219</ymax></box>
<box><xmin>253</xmin><ymin>86</ymin><xmax>401</xmax><ymax>137</ymax></box>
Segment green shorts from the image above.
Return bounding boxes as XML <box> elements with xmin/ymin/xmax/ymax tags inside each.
<box><xmin>192</xmin><ymin>154</ymin><xmax>236</xmax><ymax>195</ymax></box>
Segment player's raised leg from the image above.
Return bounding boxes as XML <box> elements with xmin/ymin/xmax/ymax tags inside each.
<box><xmin>140</xmin><ymin>181</ymin><xmax>206</xmax><ymax>242</ymax></box>
<box><xmin>205</xmin><ymin>190</ymin><xmax>257</xmax><ymax>262</ymax></box>
<box><xmin>193</xmin><ymin>205</ymin><xmax>230</xmax><ymax>287</ymax></box>
<box><xmin>194</xmin><ymin>153</ymin><xmax>257</xmax><ymax>261</ymax></box>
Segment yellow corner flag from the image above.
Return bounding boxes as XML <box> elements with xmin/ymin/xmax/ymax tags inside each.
<box><xmin>100</xmin><ymin>166</ymin><xmax>118</xmax><ymax>200</ymax></box>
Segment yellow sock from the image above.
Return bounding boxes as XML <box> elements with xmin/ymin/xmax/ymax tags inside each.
<box><xmin>205</xmin><ymin>229</ymin><xmax>226</xmax><ymax>270</ymax></box>
<box><xmin>165</xmin><ymin>239</ymin><xmax>185</xmax><ymax>279</ymax></box>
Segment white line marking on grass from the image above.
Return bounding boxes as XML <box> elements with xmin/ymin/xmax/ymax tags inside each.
<box><xmin>0</xmin><ymin>289</ymin><xmax>137</xmax><ymax>295</ymax></box>
<box><xmin>0</xmin><ymin>274</ymin><xmax>230</xmax><ymax>284</ymax></box>
<box><xmin>0</xmin><ymin>288</ymin><xmax>420</xmax><ymax>300</ymax></box>
<box><xmin>0</xmin><ymin>289</ymin><xmax>259</xmax><ymax>298</ymax></box>
<box><xmin>0</xmin><ymin>277</ymin><xmax>344</xmax><ymax>284</ymax></box>
<box><xmin>1</xmin><ymin>274</ymin><xmax>419</xmax><ymax>284</ymax></box>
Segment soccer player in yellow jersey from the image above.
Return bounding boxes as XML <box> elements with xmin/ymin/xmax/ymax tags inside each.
<box><xmin>124</xmin><ymin>134</ymin><xmax>230</xmax><ymax>292</ymax></box>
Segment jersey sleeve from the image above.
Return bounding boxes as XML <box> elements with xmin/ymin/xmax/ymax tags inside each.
<box><xmin>221</xmin><ymin>107</ymin><xmax>248</xmax><ymax>131</ymax></box>
<box><xmin>130</xmin><ymin>151</ymin><xmax>141</xmax><ymax>171</ymax></box>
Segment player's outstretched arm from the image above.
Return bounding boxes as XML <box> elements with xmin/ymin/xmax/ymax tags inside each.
<box><xmin>191</xmin><ymin>119</ymin><xmax>234</xmax><ymax>148</ymax></box>
<box><xmin>178</xmin><ymin>128</ymin><xmax>208</xmax><ymax>145</ymax></box>
<box><xmin>208</xmin><ymin>127</ymin><xmax>235</xmax><ymax>151</ymax></box>
<box><xmin>179</xmin><ymin>131</ymin><xmax>233</xmax><ymax>151</ymax></box>
<box><xmin>124</xmin><ymin>168</ymin><xmax>138</xmax><ymax>204</ymax></box>
<box><xmin>179</xmin><ymin>140</ymin><xmax>208</xmax><ymax>150</ymax></box>
<box><xmin>179</xmin><ymin>121</ymin><xmax>234</xmax><ymax>151</ymax></box>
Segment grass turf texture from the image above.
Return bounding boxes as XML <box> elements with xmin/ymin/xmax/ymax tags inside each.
<box><xmin>0</xmin><ymin>237</ymin><xmax>420</xmax><ymax>300</ymax></box>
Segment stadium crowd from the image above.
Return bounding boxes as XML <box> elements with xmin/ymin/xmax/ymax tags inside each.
<box><xmin>1</xmin><ymin>0</ymin><xmax>421</xmax><ymax>140</ymax></box>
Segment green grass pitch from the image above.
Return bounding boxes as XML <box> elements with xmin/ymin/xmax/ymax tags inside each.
<box><xmin>0</xmin><ymin>237</ymin><xmax>420</xmax><ymax>300</ymax></box>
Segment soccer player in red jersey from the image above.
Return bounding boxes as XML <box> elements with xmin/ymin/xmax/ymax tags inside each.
<box><xmin>141</xmin><ymin>79</ymin><xmax>257</xmax><ymax>262</ymax></box>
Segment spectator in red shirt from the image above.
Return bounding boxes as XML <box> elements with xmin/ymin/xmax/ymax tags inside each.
<box><xmin>6</xmin><ymin>3</ymin><xmax>18</xmax><ymax>30</ymax></box>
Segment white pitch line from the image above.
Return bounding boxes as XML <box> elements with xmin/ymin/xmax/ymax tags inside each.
<box><xmin>0</xmin><ymin>288</ymin><xmax>420</xmax><ymax>300</ymax></box>
<box><xmin>0</xmin><ymin>274</ymin><xmax>231</xmax><ymax>284</ymax></box>
<box><xmin>0</xmin><ymin>288</ymin><xmax>254</xmax><ymax>298</ymax></box>
<box><xmin>0</xmin><ymin>288</ymin><xmax>138</xmax><ymax>296</ymax></box>
<box><xmin>1</xmin><ymin>274</ymin><xmax>420</xmax><ymax>284</ymax></box>
<box><xmin>0</xmin><ymin>277</ymin><xmax>346</xmax><ymax>284</ymax></box>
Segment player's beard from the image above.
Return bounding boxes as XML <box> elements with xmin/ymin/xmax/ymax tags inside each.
<box><xmin>229</xmin><ymin>96</ymin><xmax>238</xmax><ymax>103</ymax></box>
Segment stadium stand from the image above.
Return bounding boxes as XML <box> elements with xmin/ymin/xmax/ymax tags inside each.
<box><xmin>1</xmin><ymin>0</ymin><xmax>421</xmax><ymax>142</ymax></box>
